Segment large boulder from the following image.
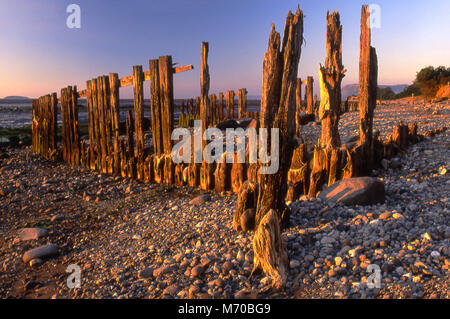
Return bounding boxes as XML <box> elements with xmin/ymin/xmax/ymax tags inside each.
<box><xmin>318</xmin><ymin>177</ymin><xmax>385</xmax><ymax>206</ymax></box>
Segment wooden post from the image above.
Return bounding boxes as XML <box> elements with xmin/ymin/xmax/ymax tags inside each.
<box><xmin>255</xmin><ymin>7</ymin><xmax>303</xmax><ymax>230</ymax></box>
<box><xmin>238</xmin><ymin>88</ymin><xmax>247</xmax><ymax>118</ymax></box>
<box><xmin>359</xmin><ymin>5</ymin><xmax>378</xmax><ymax>167</ymax></box>
<box><xmin>70</xmin><ymin>86</ymin><xmax>80</xmax><ymax>165</ymax></box>
<box><xmin>97</xmin><ymin>76</ymin><xmax>109</xmax><ymax>172</ymax></box>
<box><xmin>314</xmin><ymin>94</ymin><xmax>318</xmax><ymax>118</ymax></box>
<box><xmin>317</xmin><ymin>11</ymin><xmax>345</xmax><ymax>149</ymax></box>
<box><xmin>31</xmin><ymin>99</ymin><xmax>36</xmax><ymax>153</ymax></box>
<box><xmin>306</xmin><ymin>76</ymin><xmax>314</xmax><ymax>115</ymax></box>
<box><xmin>150</xmin><ymin>59</ymin><xmax>163</xmax><ymax>156</ymax></box>
<box><xmin>60</xmin><ymin>89</ymin><xmax>70</xmax><ymax>163</ymax></box>
<box><xmin>195</xmin><ymin>97</ymin><xmax>201</xmax><ymax>117</ymax></box>
<box><xmin>295</xmin><ymin>78</ymin><xmax>302</xmax><ymax>129</ymax></box>
<box><xmin>200</xmin><ymin>42</ymin><xmax>210</xmax><ymax>149</ymax></box>
<box><xmin>226</xmin><ymin>90</ymin><xmax>235</xmax><ymax>119</ymax></box>
<box><xmin>214</xmin><ymin>152</ymin><xmax>230</xmax><ymax>192</ymax></box>
<box><xmin>109</xmin><ymin>73</ymin><xmax>120</xmax><ymax>175</ymax></box>
<box><xmin>180</xmin><ymin>99</ymin><xmax>185</xmax><ymax>115</ymax></box>
<box><xmin>49</xmin><ymin>93</ymin><xmax>57</xmax><ymax>158</ymax></box>
<box><xmin>189</xmin><ymin>98</ymin><xmax>194</xmax><ymax>116</ymax></box>
<box><xmin>90</xmin><ymin>78</ymin><xmax>100</xmax><ymax>169</ymax></box>
<box><xmin>133</xmin><ymin>65</ymin><xmax>145</xmax><ymax>179</ymax></box>
<box><xmin>159</xmin><ymin>56</ymin><xmax>174</xmax><ymax>155</ymax></box>
<box><xmin>86</xmin><ymin>80</ymin><xmax>95</xmax><ymax>168</ymax></box>
<box><xmin>209</xmin><ymin>94</ymin><xmax>216</xmax><ymax>125</ymax></box>
<box><xmin>218</xmin><ymin>92</ymin><xmax>224</xmax><ymax>121</ymax></box>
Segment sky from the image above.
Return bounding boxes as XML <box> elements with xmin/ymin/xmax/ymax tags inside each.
<box><xmin>0</xmin><ymin>0</ymin><xmax>449</xmax><ymax>99</ymax></box>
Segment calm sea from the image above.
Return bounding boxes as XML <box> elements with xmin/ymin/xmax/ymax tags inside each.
<box><xmin>0</xmin><ymin>99</ymin><xmax>261</xmax><ymax>128</ymax></box>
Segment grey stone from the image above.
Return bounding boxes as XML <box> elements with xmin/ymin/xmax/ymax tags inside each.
<box><xmin>23</xmin><ymin>244</ymin><xmax>58</xmax><ymax>263</ymax></box>
<box><xmin>189</xmin><ymin>194</ymin><xmax>211</xmax><ymax>206</ymax></box>
<box><xmin>318</xmin><ymin>177</ymin><xmax>385</xmax><ymax>206</ymax></box>
<box><xmin>17</xmin><ymin>228</ymin><xmax>47</xmax><ymax>241</ymax></box>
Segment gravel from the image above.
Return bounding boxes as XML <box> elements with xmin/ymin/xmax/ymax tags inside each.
<box><xmin>0</xmin><ymin>101</ymin><xmax>448</xmax><ymax>299</ymax></box>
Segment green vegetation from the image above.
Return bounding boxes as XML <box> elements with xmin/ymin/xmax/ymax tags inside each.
<box><xmin>377</xmin><ymin>66</ymin><xmax>449</xmax><ymax>100</ymax></box>
<box><xmin>377</xmin><ymin>87</ymin><xmax>396</xmax><ymax>100</ymax></box>
<box><xmin>0</xmin><ymin>126</ymin><xmax>31</xmax><ymax>147</ymax></box>
<box><xmin>394</xmin><ymin>84</ymin><xmax>421</xmax><ymax>99</ymax></box>
<box><xmin>414</xmin><ymin>66</ymin><xmax>450</xmax><ymax>98</ymax></box>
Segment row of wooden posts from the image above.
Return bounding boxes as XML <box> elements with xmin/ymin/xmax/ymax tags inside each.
<box><xmin>177</xmin><ymin>89</ymin><xmax>259</xmax><ymax>127</ymax></box>
<box><xmin>31</xmin><ymin>59</ymin><xmax>361</xmax><ymax>200</ymax></box>
<box><xmin>31</xmin><ymin>48</ymin><xmax>264</xmax><ymax>194</ymax></box>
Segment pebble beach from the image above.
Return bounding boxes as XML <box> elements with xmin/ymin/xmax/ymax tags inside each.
<box><xmin>0</xmin><ymin>101</ymin><xmax>448</xmax><ymax>299</ymax></box>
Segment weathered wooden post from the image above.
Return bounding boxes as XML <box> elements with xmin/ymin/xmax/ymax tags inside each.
<box><xmin>200</xmin><ymin>42</ymin><xmax>210</xmax><ymax>147</ymax></box>
<box><xmin>255</xmin><ymin>7</ymin><xmax>303</xmax><ymax>227</ymax></box>
<box><xmin>238</xmin><ymin>88</ymin><xmax>247</xmax><ymax>118</ymax></box>
<box><xmin>150</xmin><ymin>59</ymin><xmax>163</xmax><ymax>156</ymax></box>
<box><xmin>199</xmin><ymin>42</ymin><xmax>215</xmax><ymax>191</ymax></box>
<box><xmin>195</xmin><ymin>96</ymin><xmax>201</xmax><ymax>117</ymax></box>
<box><xmin>96</xmin><ymin>77</ymin><xmax>108</xmax><ymax>172</ymax></box>
<box><xmin>358</xmin><ymin>5</ymin><xmax>378</xmax><ymax>170</ymax></box>
<box><xmin>159</xmin><ymin>56</ymin><xmax>174</xmax><ymax>155</ymax></box>
<box><xmin>251</xmin><ymin>7</ymin><xmax>303</xmax><ymax>291</ymax></box>
<box><xmin>133</xmin><ymin>65</ymin><xmax>145</xmax><ymax>179</ymax></box>
<box><xmin>109</xmin><ymin>73</ymin><xmax>120</xmax><ymax>175</ymax></box>
<box><xmin>159</xmin><ymin>55</ymin><xmax>175</xmax><ymax>184</ymax></box>
<box><xmin>209</xmin><ymin>94</ymin><xmax>216</xmax><ymax>125</ymax></box>
<box><xmin>295</xmin><ymin>78</ymin><xmax>302</xmax><ymax>129</ymax></box>
<box><xmin>314</xmin><ymin>94</ymin><xmax>318</xmax><ymax>117</ymax></box>
<box><xmin>226</xmin><ymin>91</ymin><xmax>235</xmax><ymax>119</ymax></box>
<box><xmin>189</xmin><ymin>98</ymin><xmax>194</xmax><ymax>117</ymax></box>
<box><xmin>61</xmin><ymin>87</ymin><xmax>80</xmax><ymax>164</ymax></box>
<box><xmin>180</xmin><ymin>100</ymin><xmax>185</xmax><ymax>115</ymax></box>
<box><xmin>306</xmin><ymin>76</ymin><xmax>314</xmax><ymax>115</ymax></box>
<box><xmin>49</xmin><ymin>93</ymin><xmax>57</xmax><ymax>159</ymax></box>
<box><xmin>70</xmin><ymin>87</ymin><xmax>80</xmax><ymax>165</ymax></box>
<box><xmin>86</xmin><ymin>80</ymin><xmax>95</xmax><ymax>169</ymax></box>
<box><xmin>318</xmin><ymin>11</ymin><xmax>345</xmax><ymax>149</ymax></box>
<box><xmin>218</xmin><ymin>92</ymin><xmax>224</xmax><ymax>121</ymax></box>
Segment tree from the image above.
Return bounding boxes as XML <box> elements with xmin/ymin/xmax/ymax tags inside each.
<box><xmin>414</xmin><ymin>66</ymin><xmax>450</xmax><ymax>98</ymax></box>
<box><xmin>377</xmin><ymin>87</ymin><xmax>395</xmax><ymax>100</ymax></box>
<box><xmin>395</xmin><ymin>85</ymin><xmax>420</xmax><ymax>99</ymax></box>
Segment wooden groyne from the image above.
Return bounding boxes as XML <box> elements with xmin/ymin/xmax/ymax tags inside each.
<box><xmin>31</xmin><ymin>5</ymin><xmax>439</xmax><ymax>211</ymax></box>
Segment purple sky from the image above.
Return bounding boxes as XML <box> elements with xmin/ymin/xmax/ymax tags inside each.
<box><xmin>1</xmin><ymin>0</ymin><xmax>449</xmax><ymax>99</ymax></box>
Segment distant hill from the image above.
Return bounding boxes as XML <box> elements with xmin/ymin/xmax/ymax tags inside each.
<box><xmin>341</xmin><ymin>84</ymin><xmax>408</xmax><ymax>99</ymax></box>
<box><xmin>2</xmin><ymin>96</ymin><xmax>31</xmax><ymax>100</ymax></box>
